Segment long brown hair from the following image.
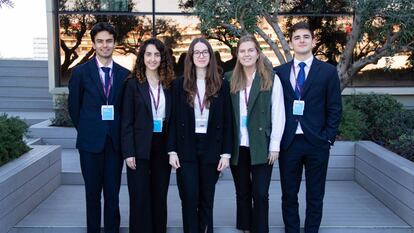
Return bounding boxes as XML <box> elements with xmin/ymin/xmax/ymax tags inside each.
<box><xmin>131</xmin><ymin>38</ymin><xmax>175</xmax><ymax>88</ymax></box>
<box><xmin>183</xmin><ymin>37</ymin><xmax>222</xmax><ymax>108</ymax></box>
<box><xmin>230</xmin><ymin>34</ymin><xmax>273</xmax><ymax>93</ymax></box>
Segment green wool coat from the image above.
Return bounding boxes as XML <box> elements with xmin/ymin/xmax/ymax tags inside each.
<box><xmin>225</xmin><ymin>71</ymin><xmax>274</xmax><ymax>166</ymax></box>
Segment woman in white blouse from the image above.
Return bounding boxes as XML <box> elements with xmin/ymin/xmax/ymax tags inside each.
<box><xmin>121</xmin><ymin>38</ymin><xmax>175</xmax><ymax>233</ymax></box>
<box><xmin>167</xmin><ymin>37</ymin><xmax>233</xmax><ymax>233</ymax></box>
<box><xmin>225</xmin><ymin>35</ymin><xmax>286</xmax><ymax>233</ymax></box>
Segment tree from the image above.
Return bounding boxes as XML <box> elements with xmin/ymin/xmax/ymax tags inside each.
<box><xmin>0</xmin><ymin>0</ymin><xmax>13</xmax><ymax>8</ymax></box>
<box><xmin>58</xmin><ymin>0</ymin><xmax>182</xmax><ymax>82</ymax></box>
<box><xmin>185</xmin><ymin>0</ymin><xmax>414</xmax><ymax>90</ymax></box>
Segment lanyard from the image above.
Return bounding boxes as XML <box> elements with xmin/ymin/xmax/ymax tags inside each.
<box><xmin>196</xmin><ymin>90</ymin><xmax>206</xmax><ymax>116</ymax></box>
<box><xmin>291</xmin><ymin>62</ymin><xmax>303</xmax><ymax>99</ymax></box>
<box><xmin>95</xmin><ymin>59</ymin><xmax>113</xmax><ymax>104</ymax></box>
<box><xmin>149</xmin><ymin>81</ymin><xmax>161</xmax><ymax>115</ymax></box>
<box><xmin>244</xmin><ymin>87</ymin><xmax>249</xmax><ymax>108</ymax></box>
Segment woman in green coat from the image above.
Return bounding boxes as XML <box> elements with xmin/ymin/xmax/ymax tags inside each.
<box><xmin>227</xmin><ymin>35</ymin><xmax>286</xmax><ymax>233</ymax></box>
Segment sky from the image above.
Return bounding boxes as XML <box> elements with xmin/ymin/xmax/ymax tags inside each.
<box><xmin>0</xmin><ymin>0</ymin><xmax>47</xmax><ymax>58</ymax></box>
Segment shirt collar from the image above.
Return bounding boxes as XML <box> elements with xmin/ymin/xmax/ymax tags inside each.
<box><xmin>96</xmin><ymin>57</ymin><xmax>113</xmax><ymax>70</ymax></box>
<box><xmin>293</xmin><ymin>55</ymin><xmax>313</xmax><ymax>69</ymax></box>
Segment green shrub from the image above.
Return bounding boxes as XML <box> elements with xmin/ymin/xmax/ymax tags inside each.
<box><xmin>345</xmin><ymin>94</ymin><xmax>406</xmax><ymax>144</ymax></box>
<box><xmin>51</xmin><ymin>94</ymin><xmax>73</xmax><ymax>127</ymax></box>
<box><xmin>388</xmin><ymin>130</ymin><xmax>414</xmax><ymax>162</ymax></box>
<box><xmin>0</xmin><ymin>114</ymin><xmax>30</xmax><ymax>166</ymax></box>
<box><xmin>338</xmin><ymin>102</ymin><xmax>367</xmax><ymax>141</ymax></box>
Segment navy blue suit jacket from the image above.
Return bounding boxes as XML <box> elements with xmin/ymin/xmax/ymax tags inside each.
<box><xmin>274</xmin><ymin>58</ymin><xmax>342</xmax><ymax>150</ymax></box>
<box><xmin>68</xmin><ymin>57</ymin><xmax>130</xmax><ymax>154</ymax></box>
<box><xmin>121</xmin><ymin>78</ymin><xmax>172</xmax><ymax>160</ymax></box>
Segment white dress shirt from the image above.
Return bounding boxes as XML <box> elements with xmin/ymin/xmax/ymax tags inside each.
<box><xmin>239</xmin><ymin>71</ymin><xmax>286</xmax><ymax>152</ymax></box>
<box><xmin>290</xmin><ymin>56</ymin><xmax>313</xmax><ymax>134</ymax></box>
<box><xmin>96</xmin><ymin>57</ymin><xmax>113</xmax><ymax>86</ymax></box>
<box><xmin>194</xmin><ymin>78</ymin><xmax>210</xmax><ymax>124</ymax></box>
<box><xmin>149</xmin><ymin>82</ymin><xmax>166</xmax><ymax>120</ymax></box>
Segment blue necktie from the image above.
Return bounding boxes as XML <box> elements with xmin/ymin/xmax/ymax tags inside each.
<box><xmin>101</xmin><ymin>67</ymin><xmax>111</xmax><ymax>94</ymax></box>
<box><xmin>295</xmin><ymin>62</ymin><xmax>306</xmax><ymax>98</ymax></box>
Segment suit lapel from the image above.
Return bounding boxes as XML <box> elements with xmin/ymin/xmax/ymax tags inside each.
<box><xmin>281</xmin><ymin>61</ymin><xmax>296</xmax><ymax>99</ymax></box>
<box><xmin>88</xmin><ymin>59</ymin><xmax>106</xmax><ymax>102</ymax></box>
<box><xmin>109</xmin><ymin>63</ymin><xmax>121</xmax><ymax>104</ymax></box>
<box><xmin>230</xmin><ymin>91</ymin><xmax>240</xmax><ymax>134</ymax></box>
<box><xmin>247</xmin><ymin>72</ymin><xmax>261</xmax><ymax>116</ymax></box>
<box><xmin>301</xmin><ymin>59</ymin><xmax>321</xmax><ymax>98</ymax></box>
<box><xmin>137</xmin><ymin>80</ymin><xmax>153</xmax><ymax>117</ymax></box>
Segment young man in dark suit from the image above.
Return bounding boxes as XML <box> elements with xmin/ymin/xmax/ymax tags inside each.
<box><xmin>274</xmin><ymin>22</ymin><xmax>342</xmax><ymax>233</ymax></box>
<box><xmin>68</xmin><ymin>22</ymin><xmax>129</xmax><ymax>233</ymax></box>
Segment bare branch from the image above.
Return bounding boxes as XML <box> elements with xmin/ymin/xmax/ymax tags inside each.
<box><xmin>255</xmin><ymin>26</ymin><xmax>286</xmax><ymax>64</ymax></box>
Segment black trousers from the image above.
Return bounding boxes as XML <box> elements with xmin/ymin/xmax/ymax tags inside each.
<box><xmin>230</xmin><ymin>146</ymin><xmax>273</xmax><ymax>233</ymax></box>
<box><xmin>126</xmin><ymin>132</ymin><xmax>172</xmax><ymax>233</ymax></box>
<box><xmin>176</xmin><ymin>134</ymin><xmax>220</xmax><ymax>233</ymax></box>
<box><xmin>279</xmin><ymin>135</ymin><xmax>329</xmax><ymax>233</ymax></box>
<box><xmin>79</xmin><ymin>136</ymin><xmax>123</xmax><ymax>233</ymax></box>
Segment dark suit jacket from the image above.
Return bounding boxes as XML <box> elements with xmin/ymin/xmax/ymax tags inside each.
<box><xmin>68</xmin><ymin>57</ymin><xmax>130</xmax><ymax>154</ymax></box>
<box><xmin>121</xmin><ymin>78</ymin><xmax>172</xmax><ymax>160</ymax></box>
<box><xmin>274</xmin><ymin>58</ymin><xmax>342</xmax><ymax>150</ymax></box>
<box><xmin>167</xmin><ymin>77</ymin><xmax>233</xmax><ymax>164</ymax></box>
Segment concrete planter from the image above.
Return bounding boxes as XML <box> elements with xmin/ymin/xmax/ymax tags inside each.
<box><xmin>0</xmin><ymin>145</ymin><xmax>61</xmax><ymax>233</ymax></box>
<box><xmin>355</xmin><ymin>141</ymin><xmax>414</xmax><ymax>227</ymax></box>
<box><xmin>28</xmin><ymin>120</ymin><xmax>76</xmax><ymax>149</ymax></box>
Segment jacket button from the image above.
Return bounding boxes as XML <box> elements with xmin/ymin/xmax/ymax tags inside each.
<box><xmin>216</xmin><ymin>125</ymin><xmax>220</xmax><ymax>129</ymax></box>
<box><xmin>181</xmin><ymin>123</ymin><xmax>184</xmax><ymax>127</ymax></box>
<box><xmin>181</xmin><ymin>136</ymin><xmax>184</xmax><ymax>139</ymax></box>
<box><xmin>295</xmin><ymin>119</ymin><xmax>299</xmax><ymax>122</ymax></box>
<box><xmin>259</xmin><ymin>127</ymin><xmax>262</xmax><ymax>131</ymax></box>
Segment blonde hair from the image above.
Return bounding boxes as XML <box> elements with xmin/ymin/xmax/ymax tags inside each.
<box><xmin>230</xmin><ymin>34</ymin><xmax>273</xmax><ymax>93</ymax></box>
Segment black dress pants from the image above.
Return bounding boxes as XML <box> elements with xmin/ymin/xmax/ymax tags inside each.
<box><xmin>279</xmin><ymin>135</ymin><xmax>329</xmax><ymax>233</ymax></box>
<box><xmin>126</xmin><ymin>132</ymin><xmax>172</xmax><ymax>233</ymax></box>
<box><xmin>79</xmin><ymin>136</ymin><xmax>123</xmax><ymax>233</ymax></box>
<box><xmin>230</xmin><ymin>146</ymin><xmax>273</xmax><ymax>233</ymax></box>
<box><xmin>176</xmin><ymin>134</ymin><xmax>220</xmax><ymax>233</ymax></box>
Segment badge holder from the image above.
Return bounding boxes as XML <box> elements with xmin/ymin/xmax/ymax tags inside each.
<box><xmin>101</xmin><ymin>105</ymin><xmax>114</xmax><ymax>120</ymax></box>
<box><xmin>195</xmin><ymin>118</ymin><xmax>208</xmax><ymax>134</ymax></box>
<box><xmin>293</xmin><ymin>100</ymin><xmax>305</xmax><ymax>116</ymax></box>
<box><xmin>153</xmin><ymin>117</ymin><xmax>163</xmax><ymax>133</ymax></box>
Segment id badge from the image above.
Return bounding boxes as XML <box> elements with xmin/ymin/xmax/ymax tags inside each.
<box><xmin>195</xmin><ymin>118</ymin><xmax>208</xmax><ymax>134</ymax></box>
<box><xmin>293</xmin><ymin>100</ymin><xmax>305</xmax><ymax>116</ymax></box>
<box><xmin>241</xmin><ymin>115</ymin><xmax>248</xmax><ymax>128</ymax></box>
<box><xmin>153</xmin><ymin>117</ymin><xmax>163</xmax><ymax>133</ymax></box>
<box><xmin>101</xmin><ymin>105</ymin><xmax>114</xmax><ymax>120</ymax></box>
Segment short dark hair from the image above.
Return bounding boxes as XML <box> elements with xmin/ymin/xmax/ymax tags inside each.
<box><xmin>289</xmin><ymin>21</ymin><xmax>314</xmax><ymax>41</ymax></box>
<box><xmin>90</xmin><ymin>22</ymin><xmax>117</xmax><ymax>43</ymax></box>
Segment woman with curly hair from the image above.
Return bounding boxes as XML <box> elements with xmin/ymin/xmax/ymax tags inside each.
<box><xmin>121</xmin><ymin>38</ymin><xmax>175</xmax><ymax>233</ymax></box>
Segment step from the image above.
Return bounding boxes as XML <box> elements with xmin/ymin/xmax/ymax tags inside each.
<box><xmin>0</xmin><ymin>76</ymin><xmax>49</xmax><ymax>88</ymax></box>
<box><xmin>0</xmin><ymin>66</ymin><xmax>48</xmax><ymax>77</ymax></box>
<box><xmin>11</xmin><ymin>181</ymin><xmax>411</xmax><ymax>233</ymax></box>
<box><xmin>0</xmin><ymin>99</ymin><xmax>53</xmax><ymax>111</ymax></box>
<box><xmin>2</xmin><ymin>112</ymin><xmax>55</xmax><ymax>126</ymax></box>
<box><xmin>0</xmin><ymin>87</ymin><xmax>52</xmax><ymax>98</ymax></box>
<box><xmin>0</xmin><ymin>59</ymin><xmax>48</xmax><ymax>68</ymax></box>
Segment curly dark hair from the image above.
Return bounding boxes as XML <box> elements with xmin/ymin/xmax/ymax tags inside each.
<box><xmin>131</xmin><ymin>38</ymin><xmax>175</xmax><ymax>88</ymax></box>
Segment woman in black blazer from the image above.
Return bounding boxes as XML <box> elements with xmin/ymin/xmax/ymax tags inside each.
<box><xmin>167</xmin><ymin>38</ymin><xmax>233</xmax><ymax>233</ymax></box>
<box><xmin>121</xmin><ymin>38</ymin><xmax>175</xmax><ymax>233</ymax></box>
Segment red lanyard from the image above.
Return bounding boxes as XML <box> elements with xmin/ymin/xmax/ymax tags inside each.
<box><xmin>196</xmin><ymin>90</ymin><xmax>206</xmax><ymax>115</ymax></box>
<box><xmin>95</xmin><ymin>58</ymin><xmax>113</xmax><ymax>103</ymax></box>
<box><xmin>244</xmin><ymin>88</ymin><xmax>249</xmax><ymax>108</ymax></box>
<box><xmin>149</xmin><ymin>81</ymin><xmax>161</xmax><ymax>115</ymax></box>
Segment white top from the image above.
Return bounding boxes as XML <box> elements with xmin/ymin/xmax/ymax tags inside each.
<box><xmin>239</xmin><ymin>71</ymin><xmax>286</xmax><ymax>152</ymax></box>
<box><xmin>290</xmin><ymin>55</ymin><xmax>313</xmax><ymax>134</ymax></box>
<box><xmin>149</xmin><ymin>82</ymin><xmax>166</xmax><ymax>120</ymax></box>
<box><xmin>96</xmin><ymin>57</ymin><xmax>113</xmax><ymax>86</ymax></box>
<box><xmin>194</xmin><ymin>78</ymin><xmax>210</xmax><ymax>121</ymax></box>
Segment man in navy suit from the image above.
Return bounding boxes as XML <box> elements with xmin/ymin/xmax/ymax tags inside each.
<box><xmin>68</xmin><ymin>22</ymin><xmax>129</xmax><ymax>233</ymax></box>
<box><xmin>274</xmin><ymin>22</ymin><xmax>342</xmax><ymax>233</ymax></box>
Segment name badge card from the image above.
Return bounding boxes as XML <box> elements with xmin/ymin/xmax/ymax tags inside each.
<box><xmin>293</xmin><ymin>100</ymin><xmax>305</xmax><ymax>116</ymax></box>
<box><xmin>195</xmin><ymin>118</ymin><xmax>208</xmax><ymax>134</ymax></box>
<box><xmin>241</xmin><ymin>115</ymin><xmax>248</xmax><ymax>128</ymax></box>
<box><xmin>101</xmin><ymin>105</ymin><xmax>114</xmax><ymax>120</ymax></box>
<box><xmin>153</xmin><ymin>117</ymin><xmax>163</xmax><ymax>133</ymax></box>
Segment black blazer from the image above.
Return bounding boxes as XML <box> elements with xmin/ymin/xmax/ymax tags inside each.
<box><xmin>68</xmin><ymin>57</ymin><xmax>130</xmax><ymax>153</ymax></box>
<box><xmin>167</xmin><ymin>77</ymin><xmax>233</xmax><ymax>164</ymax></box>
<box><xmin>121</xmin><ymin>78</ymin><xmax>172</xmax><ymax>160</ymax></box>
<box><xmin>274</xmin><ymin>58</ymin><xmax>342</xmax><ymax>150</ymax></box>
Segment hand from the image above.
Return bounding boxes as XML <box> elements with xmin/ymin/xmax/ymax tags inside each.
<box><xmin>268</xmin><ymin>151</ymin><xmax>279</xmax><ymax>165</ymax></box>
<box><xmin>169</xmin><ymin>154</ymin><xmax>181</xmax><ymax>169</ymax></box>
<box><xmin>125</xmin><ymin>157</ymin><xmax>136</xmax><ymax>170</ymax></box>
<box><xmin>217</xmin><ymin>157</ymin><xmax>229</xmax><ymax>171</ymax></box>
